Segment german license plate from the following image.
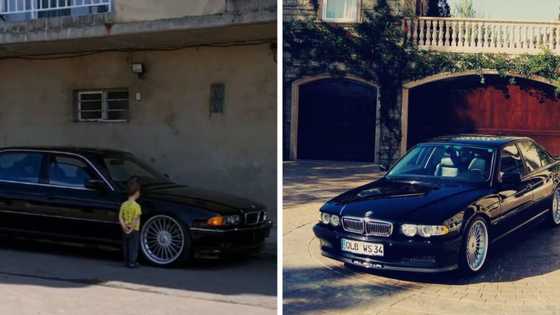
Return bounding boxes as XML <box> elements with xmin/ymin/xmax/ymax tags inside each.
<box><xmin>341</xmin><ymin>239</ymin><xmax>384</xmax><ymax>257</ymax></box>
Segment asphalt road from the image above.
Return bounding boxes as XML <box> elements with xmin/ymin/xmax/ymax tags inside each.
<box><xmin>283</xmin><ymin>161</ymin><xmax>560</xmax><ymax>315</ymax></box>
<box><xmin>0</xmin><ymin>232</ymin><xmax>277</xmax><ymax>315</ymax></box>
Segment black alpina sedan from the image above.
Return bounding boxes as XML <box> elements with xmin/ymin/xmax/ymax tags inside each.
<box><xmin>0</xmin><ymin>147</ymin><xmax>272</xmax><ymax>267</ymax></box>
<box><xmin>314</xmin><ymin>135</ymin><xmax>560</xmax><ymax>274</ymax></box>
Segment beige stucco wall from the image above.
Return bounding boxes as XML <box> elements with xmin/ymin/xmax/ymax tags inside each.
<box><xmin>113</xmin><ymin>0</ymin><xmax>226</xmax><ymax>22</ymax></box>
<box><xmin>0</xmin><ymin>44</ymin><xmax>277</xmax><ymax>219</ymax></box>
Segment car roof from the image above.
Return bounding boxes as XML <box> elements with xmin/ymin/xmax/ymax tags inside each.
<box><xmin>0</xmin><ymin>146</ymin><xmax>131</xmax><ymax>156</ymax></box>
<box><xmin>425</xmin><ymin>134</ymin><xmax>530</xmax><ymax>148</ymax></box>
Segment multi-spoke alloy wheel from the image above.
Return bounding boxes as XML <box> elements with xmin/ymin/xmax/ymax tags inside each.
<box><xmin>464</xmin><ymin>218</ymin><xmax>489</xmax><ymax>272</ymax></box>
<box><xmin>140</xmin><ymin>215</ymin><xmax>186</xmax><ymax>266</ymax></box>
<box><xmin>552</xmin><ymin>189</ymin><xmax>560</xmax><ymax>226</ymax></box>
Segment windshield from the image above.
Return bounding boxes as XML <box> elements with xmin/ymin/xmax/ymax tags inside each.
<box><xmin>102</xmin><ymin>154</ymin><xmax>171</xmax><ymax>189</ymax></box>
<box><xmin>386</xmin><ymin>144</ymin><xmax>495</xmax><ymax>183</ymax></box>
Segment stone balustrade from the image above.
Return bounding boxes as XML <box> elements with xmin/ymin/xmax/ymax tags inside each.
<box><xmin>404</xmin><ymin>17</ymin><xmax>560</xmax><ymax>54</ymax></box>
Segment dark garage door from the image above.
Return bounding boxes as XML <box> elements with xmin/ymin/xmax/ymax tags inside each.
<box><xmin>297</xmin><ymin>78</ymin><xmax>378</xmax><ymax>162</ymax></box>
<box><xmin>408</xmin><ymin>76</ymin><xmax>560</xmax><ymax>156</ymax></box>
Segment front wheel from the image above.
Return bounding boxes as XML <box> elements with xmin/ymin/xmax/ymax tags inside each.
<box><xmin>459</xmin><ymin>216</ymin><xmax>489</xmax><ymax>274</ymax></box>
<box><xmin>550</xmin><ymin>188</ymin><xmax>560</xmax><ymax>227</ymax></box>
<box><xmin>140</xmin><ymin>215</ymin><xmax>191</xmax><ymax>267</ymax></box>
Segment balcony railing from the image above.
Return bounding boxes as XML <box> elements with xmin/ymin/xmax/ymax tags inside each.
<box><xmin>404</xmin><ymin>17</ymin><xmax>560</xmax><ymax>55</ymax></box>
<box><xmin>0</xmin><ymin>0</ymin><xmax>111</xmax><ymax>21</ymax></box>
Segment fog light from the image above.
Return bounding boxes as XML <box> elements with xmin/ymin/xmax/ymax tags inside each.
<box><xmin>330</xmin><ymin>215</ymin><xmax>340</xmax><ymax>227</ymax></box>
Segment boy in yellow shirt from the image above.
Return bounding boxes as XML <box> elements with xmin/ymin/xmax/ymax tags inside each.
<box><xmin>119</xmin><ymin>177</ymin><xmax>142</xmax><ymax>268</ymax></box>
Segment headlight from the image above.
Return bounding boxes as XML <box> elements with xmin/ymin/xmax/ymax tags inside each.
<box><xmin>224</xmin><ymin>215</ymin><xmax>241</xmax><ymax>225</ymax></box>
<box><xmin>330</xmin><ymin>214</ymin><xmax>340</xmax><ymax>227</ymax></box>
<box><xmin>321</xmin><ymin>212</ymin><xmax>331</xmax><ymax>225</ymax></box>
<box><xmin>401</xmin><ymin>224</ymin><xmax>449</xmax><ymax>238</ymax></box>
<box><xmin>262</xmin><ymin>211</ymin><xmax>269</xmax><ymax>221</ymax></box>
<box><xmin>401</xmin><ymin>224</ymin><xmax>418</xmax><ymax>237</ymax></box>
<box><xmin>418</xmin><ymin>225</ymin><xmax>449</xmax><ymax>237</ymax></box>
<box><xmin>207</xmin><ymin>215</ymin><xmax>241</xmax><ymax>226</ymax></box>
<box><xmin>208</xmin><ymin>216</ymin><xmax>224</xmax><ymax>226</ymax></box>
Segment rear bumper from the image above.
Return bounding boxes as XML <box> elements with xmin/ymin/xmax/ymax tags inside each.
<box><xmin>313</xmin><ymin>223</ymin><xmax>461</xmax><ymax>273</ymax></box>
<box><xmin>190</xmin><ymin>221</ymin><xmax>272</xmax><ymax>259</ymax></box>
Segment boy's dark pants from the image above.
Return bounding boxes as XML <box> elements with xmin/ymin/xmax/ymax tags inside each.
<box><xmin>123</xmin><ymin>230</ymin><xmax>139</xmax><ymax>266</ymax></box>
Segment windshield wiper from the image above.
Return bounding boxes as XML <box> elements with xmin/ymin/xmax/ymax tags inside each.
<box><xmin>386</xmin><ymin>177</ymin><xmax>440</xmax><ymax>188</ymax></box>
<box><xmin>141</xmin><ymin>181</ymin><xmax>175</xmax><ymax>188</ymax></box>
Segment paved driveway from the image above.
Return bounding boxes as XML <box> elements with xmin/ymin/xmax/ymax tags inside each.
<box><xmin>0</xmin><ymin>234</ymin><xmax>276</xmax><ymax>314</ymax></box>
<box><xmin>284</xmin><ymin>160</ymin><xmax>560</xmax><ymax>315</ymax></box>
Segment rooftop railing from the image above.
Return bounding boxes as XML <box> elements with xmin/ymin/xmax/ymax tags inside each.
<box><xmin>404</xmin><ymin>17</ymin><xmax>560</xmax><ymax>54</ymax></box>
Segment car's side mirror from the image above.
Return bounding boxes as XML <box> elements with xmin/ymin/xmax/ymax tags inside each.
<box><xmin>501</xmin><ymin>172</ymin><xmax>522</xmax><ymax>188</ymax></box>
<box><xmin>164</xmin><ymin>174</ymin><xmax>170</xmax><ymax>179</ymax></box>
<box><xmin>85</xmin><ymin>179</ymin><xmax>107</xmax><ymax>191</ymax></box>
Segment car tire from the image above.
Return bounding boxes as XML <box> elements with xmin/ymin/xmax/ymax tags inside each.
<box><xmin>549</xmin><ymin>187</ymin><xmax>560</xmax><ymax>227</ymax></box>
<box><xmin>458</xmin><ymin>216</ymin><xmax>490</xmax><ymax>274</ymax></box>
<box><xmin>139</xmin><ymin>214</ymin><xmax>192</xmax><ymax>267</ymax></box>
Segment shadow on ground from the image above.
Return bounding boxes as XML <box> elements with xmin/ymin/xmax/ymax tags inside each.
<box><xmin>0</xmin><ymin>236</ymin><xmax>277</xmax><ymax>299</ymax></box>
<box><xmin>284</xmin><ymin>262</ymin><xmax>420</xmax><ymax>314</ymax></box>
<box><xmin>284</xmin><ymin>161</ymin><xmax>384</xmax><ymax>208</ymax></box>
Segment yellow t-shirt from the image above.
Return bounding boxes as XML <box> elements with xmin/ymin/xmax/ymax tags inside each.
<box><xmin>119</xmin><ymin>200</ymin><xmax>142</xmax><ymax>231</ymax></box>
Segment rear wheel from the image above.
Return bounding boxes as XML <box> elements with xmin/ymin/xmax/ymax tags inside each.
<box><xmin>550</xmin><ymin>188</ymin><xmax>560</xmax><ymax>227</ymax></box>
<box><xmin>459</xmin><ymin>216</ymin><xmax>489</xmax><ymax>274</ymax></box>
<box><xmin>140</xmin><ymin>215</ymin><xmax>191</xmax><ymax>267</ymax></box>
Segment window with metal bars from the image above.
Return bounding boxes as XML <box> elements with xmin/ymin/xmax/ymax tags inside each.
<box><xmin>0</xmin><ymin>0</ymin><xmax>110</xmax><ymax>21</ymax></box>
<box><xmin>76</xmin><ymin>89</ymin><xmax>129</xmax><ymax>122</ymax></box>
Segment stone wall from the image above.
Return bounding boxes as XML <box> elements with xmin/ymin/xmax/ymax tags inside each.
<box><xmin>283</xmin><ymin>0</ymin><xmax>404</xmax><ymax>165</ymax></box>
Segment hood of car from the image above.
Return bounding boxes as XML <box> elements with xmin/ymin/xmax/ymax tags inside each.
<box><xmin>142</xmin><ymin>184</ymin><xmax>264</xmax><ymax>215</ymax></box>
<box><xmin>325</xmin><ymin>177</ymin><xmax>491</xmax><ymax>224</ymax></box>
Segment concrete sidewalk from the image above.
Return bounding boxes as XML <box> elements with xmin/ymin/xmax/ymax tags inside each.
<box><xmin>0</xmin><ymin>235</ymin><xmax>277</xmax><ymax>314</ymax></box>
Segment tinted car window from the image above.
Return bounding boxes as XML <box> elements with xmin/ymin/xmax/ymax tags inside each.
<box><xmin>518</xmin><ymin>141</ymin><xmax>543</xmax><ymax>173</ymax></box>
<box><xmin>500</xmin><ymin>144</ymin><xmax>525</xmax><ymax>177</ymax></box>
<box><xmin>102</xmin><ymin>154</ymin><xmax>170</xmax><ymax>189</ymax></box>
<box><xmin>387</xmin><ymin>144</ymin><xmax>494</xmax><ymax>182</ymax></box>
<box><xmin>49</xmin><ymin>156</ymin><xmax>93</xmax><ymax>188</ymax></box>
<box><xmin>0</xmin><ymin>152</ymin><xmax>43</xmax><ymax>183</ymax></box>
<box><xmin>536</xmin><ymin>144</ymin><xmax>555</xmax><ymax>167</ymax></box>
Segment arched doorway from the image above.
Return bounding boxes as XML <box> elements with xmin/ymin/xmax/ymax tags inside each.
<box><xmin>401</xmin><ymin>70</ymin><xmax>560</xmax><ymax>156</ymax></box>
<box><xmin>290</xmin><ymin>75</ymin><xmax>380</xmax><ymax>162</ymax></box>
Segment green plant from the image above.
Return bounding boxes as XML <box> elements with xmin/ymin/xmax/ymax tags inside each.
<box><xmin>452</xmin><ymin>0</ymin><xmax>477</xmax><ymax>18</ymax></box>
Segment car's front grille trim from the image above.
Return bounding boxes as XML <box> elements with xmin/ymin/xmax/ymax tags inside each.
<box><xmin>342</xmin><ymin>216</ymin><xmax>393</xmax><ymax>237</ymax></box>
<box><xmin>365</xmin><ymin>220</ymin><xmax>393</xmax><ymax>237</ymax></box>
<box><xmin>342</xmin><ymin>217</ymin><xmax>365</xmax><ymax>234</ymax></box>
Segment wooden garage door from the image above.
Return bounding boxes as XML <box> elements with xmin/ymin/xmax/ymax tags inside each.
<box><xmin>408</xmin><ymin>76</ymin><xmax>560</xmax><ymax>156</ymax></box>
<box><xmin>297</xmin><ymin>78</ymin><xmax>378</xmax><ymax>162</ymax></box>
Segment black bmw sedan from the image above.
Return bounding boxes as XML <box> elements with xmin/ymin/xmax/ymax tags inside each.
<box><xmin>314</xmin><ymin>135</ymin><xmax>560</xmax><ymax>274</ymax></box>
<box><xmin>0</xmin><ymin>147</ymin><xmax>272</xmax><ymax>267</ymax></box>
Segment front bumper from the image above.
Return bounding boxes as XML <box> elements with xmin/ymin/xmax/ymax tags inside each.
<box><xmin>313</xmin><ymin>224</ymin><xmax>461</xmax><ymax>273</ymax></box>
<box><xmin>190</xmin><ymin>221</ymin><xmax>272</xmax><ymax>259</ymax></box>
